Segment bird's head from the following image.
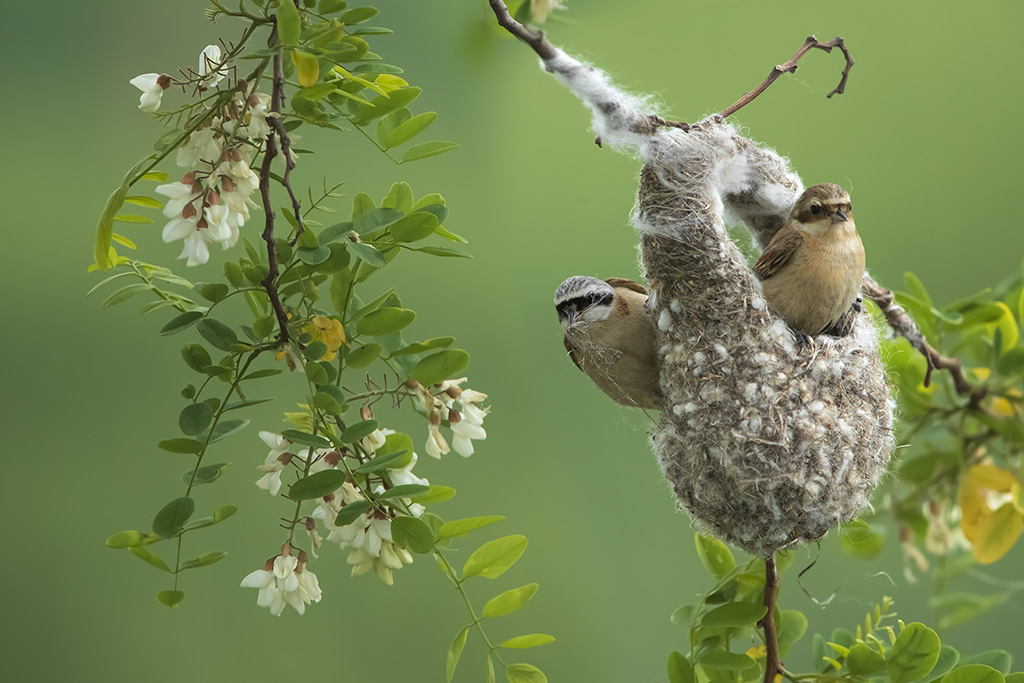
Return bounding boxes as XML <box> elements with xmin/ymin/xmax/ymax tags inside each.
<box><xmin>789</xmin><ymin>183</ymin><xmax>854</xmax><ymax>235</ymax></box>
<box><xmin>554</xmin><ymin>276</ymin><xmax>615</xmax><ymax>331</ymax></box>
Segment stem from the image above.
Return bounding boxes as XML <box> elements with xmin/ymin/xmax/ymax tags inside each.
<box><xmin>759</xmin><ymin>555</ymin><xmax>782</xmax><ymax>683</ymax></box>
<box><xmin>436</xmin><ymin>547</ymin><xmax>510</xmax><ymax>668</ymax></box>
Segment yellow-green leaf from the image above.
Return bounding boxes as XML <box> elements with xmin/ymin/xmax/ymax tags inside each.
<box><xmin>499</xmin><ymin>634</ymin><xmax>555</xmax><ymax>649</ymax></box>
<box><xmin>463</xmin><ymin>535</ymin><xmax>527</xmax><ymax>580</ymax></box>
<box><xmin>276</xmin><ymin>0</ymin><xmax>301</xmax><ymax>45</ymax></box>
<box><xmin>291</xmin><ymin>51</ymin><xmax>320</xmax><ymax>87</ymax></box>
<box><xmin>446</xmin><ymin>625</ymin><xmax>469</xmax><ymax>683</ymax></box>
<box><xmin>482</xmin><ymin>583</ymin><xmax>539</xmax><ymax>619</ymax></box>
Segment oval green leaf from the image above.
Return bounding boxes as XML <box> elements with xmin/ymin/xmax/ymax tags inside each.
<box><xmin>340</xmin><ymin>419</ymin><xmax>380</xmax><ymax>443</ymax></box>
<box><xmin>289</xmin><ymin>470</ymin><xmax>345</xmax><ymax>501</ymax></box>
<box><xmin>439</xmin><ymin>515</ymin><xmax>505</xmax><ymax>540</ymax></box>
<box><xmin>446</xmin><ymin>625</ymin><xmax>469</xmax><ymax>683</ymax></box>
<box><xmin>942</xmin><ymin>666</ymin><xmax>1006</xmax><ymax>683</ymax></box>
<box><xmin>356</xmin><ymin>308</ymin><xmax>416</xmax><ymax>336</ymax></box>
<box><xmin>463</xmin><ymin>535</ymin><xmax>527</xmax><ymax>580</ymax></box>
<box><xmin>197</xmin><ymin>318</ymin><xmax>238</xmax><ymax>351</ymax></box>
<box><xmin>160</xmin><ymin>311</ymin><xmax>204</xmax><ymax>336</ymax></box>
<box><xmin>701</xmin><ymin>602</ymin><xmax>767</xmax><ymax>628</ymax></box>
<box><xmin>694</xmin><ymin>533</ymin><xmax>736</xmax><ymax>578</ymax></box>
<box><xmin>482</xmin><ymin>583</ymin><xmax>539</xmax><ymax>619</ymax></box>
<box><xmin>389</xmin><ymin>212</ymin><xmax>439</xmax><ymax>243</ymax></box>
<box><xmin>411</xmin><ymin>349</ymin><xmax>470</xmax><ymax>386</ymax></box>
<box><xmin>179</xmin><ymin>403</ymin><xmax>213</xmax><ymax>436</ymax></box>
<box><xmin>335</xmin><ymin>499</ymin><xmax>372</xmax><ymax>526</ymax></box>
<box><xmin>391</xmin><ymin>515</ymin><xmax>435</xmax><ymax>553</ymax></box>
<box><xmin>848</xmin><ymin>644</ymin><xmax>887</xmax><ymax>676</ymax></box>
<box><xmin>506</xmin><ymin>663</ymin><xmax>548</xmax><ymax>683</ymax></box>
<box><xmin>888</xmin><ymin>623</ymin><xmax>942</xmax><ymax>683</ymax></box>
<box><xmin>500</xmin><ymin>634</ymin><xmax>555</xmax><ymax>649</ymax></box>
<box><xmin>157</xmin><ymin>590</ymin><xmax>185</xmax><ymax>608</ymax></box>
<box><xmin>159</xmin><ymin>438</ymin><xmax>205</xmax><ymax>454</ymax></box>
<box><xmin>401</xmin><ymin>140</ymin><xmax>459</xmax><ymax>163</ymax></box>
<box><xmin>152</xmin><ymin>496</ymin><xmax>196</xmax><ymax>539</ymax></box>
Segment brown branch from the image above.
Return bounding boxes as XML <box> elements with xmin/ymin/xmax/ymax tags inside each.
<box><xmin>487</xmin><ymin>0</ymin><xmax>557</xmax><ymax>60</ymax></box>
<box><xmin>719</xmin><ymin>35</ymin><xmax>853</xmax><ymax>119</ymax></box>
<box><xmin>862</xmin><ymin>276</ymin><xmax>982</xmax><ymax>399</ymax></box>
<box><xmin>257</xmin><ymin>24</ymin><xmax>292</xmax><ymax>345</ymax></box>
<box><xmin>268</xmin><ymin>115</ymin><xmax>305</xmax><ymax>246</ymax></box>
<box><xmin>759</xmin><ymin>556</ymin><xmax>782</xmax><ymax>683</ymax></box>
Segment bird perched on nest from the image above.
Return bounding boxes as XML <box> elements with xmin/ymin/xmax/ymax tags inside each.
<box><xmin>554</xmin><ymin>276</ymin><xmax>663</xmax><ymax>410</ymax></box>
<box><xmin>753</xmin><ymin>183</ymin><xmax>865</xmax><ymax>338</ymax></box>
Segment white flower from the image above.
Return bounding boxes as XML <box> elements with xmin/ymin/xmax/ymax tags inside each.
<box><xmin>389</xmin><ymin>453</ymin><xmax>429</xmax><ymax>489</ymax></box>
<box><xmin>255</xmin><ymin>432</ymin><xmax>293</xmax><ymax>496</ymax></box>
<box><xmin>362</xmin><ymin>428</ymin><xmax>387</xmax><ymax>454</ymax></box>
<box><xmin>177</xmin><ymin>127</ymin><xmax>223</xmax><ymax>169</ymax></box>
<box><xmin>240</xmin><ymin>555</ymin><xmax>321</xmax><ymax>616</ymax></box>
<box><xmin>347</xmin><ymin>543</ymin><xmax>414</xmax><ymax>586</ymax></box>
<box><xmin>129</xmin><ymin>73</ymin><xmax>168</xmax><ymax>112</ymax></box>
<box><xmin>156</xmin><ymin>181</ymin><xmax>200</xmax><ymax>219</ymax></box>
<box><xmin>451</xmin><ymin>419</ymin><xmax>486</xmax><ymax>457</ymax></box>
<box><xmin>246</xmin><ymin>92</ymin><xmax>274</xmax><ymax>139</ymax></box>
<box><xmin>199</xmin><ymin>44</ymin><xmax>227</xmax><ymax>88</ymax></box>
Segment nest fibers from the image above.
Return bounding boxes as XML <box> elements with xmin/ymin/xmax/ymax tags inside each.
<box><xmin>540</xmin><ymin>50</ymin><xmax>894</xmax><ymax>556</ymax></box>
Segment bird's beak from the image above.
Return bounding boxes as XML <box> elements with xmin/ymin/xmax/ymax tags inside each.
<box><xmin>832</xmin><ymin>209</ymin><xmax>849</xmax><ymax>223</ymax></box>
<box><xmin>566</xmin><ymin>308</ymin><xmax>578</xmax><ymax>326</ymax></box>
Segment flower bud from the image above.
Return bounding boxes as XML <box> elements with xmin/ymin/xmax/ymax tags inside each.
<box><xmin>448</xmin><ymin>408</ymin><xmax>462</xmax><ymax>424</ymax></box>
<box><xmin>446</xmin><ymin>386</ymin><xmax>463</xmax><ymax>399</ymax></box>
<box><xmin>360</xmin><ymin>405</ymin><xmax>373</xmax><ymax>421</ymax></box>
<box><xmin>429</xmin><ymin>409</ymin><xmax>442</xmax><ymax>427</ymax></box>
<box><xmin>404</xmin><ymin>379</ymin><xmax>421</xmax><ymax>390</ymax></box>
<box><xmin>262</xmin><ymin>556</ymin><xmax>275</xmax><ymax>572</ymax></box>
<box><xmin>156</xmin><ymin>74</ymin><xmax>172</xmax><ymax>90</ymax></box>
<box><xmin>182</xmin><ymin>171</ymin><xmax>196</xmax><ymax>185</ymax></box>
<box><xmin>899</xmin><ymin>527</ymin><xmax>912</xmax><ymax>544</ymax></box>
<box><xmin>182</xmin><ymin>203</ymin><xmax>198</xmax><ymax>220</ymax></box>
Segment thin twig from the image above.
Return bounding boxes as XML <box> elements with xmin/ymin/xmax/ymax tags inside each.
<box><xmin>487</xmin><ymin>0</ymin><xmax>557</xmax><ymax>60</ymax></box>
<box><xmin>861</xmin><ymin>276</ymin><xmax>982</xmax><ymax>401</ymax></box>
<box><xmin>257</xmin><ymin>22</ymin><xmax>292</xmax><ymax>345</ymax></box>
<box><xmin>719</xmin><ymin>35</ymin><xmax>854</xmax><ymax>119</ymax></box>
<box><xmin>759</xmin><ymin>555</ymin><xmax>782</xmax><ymax>683</ymax></box>
<box><xmin>268</xmin><ymin>114</ymin><xmax>306</xmax><ymax>245</ymax></box>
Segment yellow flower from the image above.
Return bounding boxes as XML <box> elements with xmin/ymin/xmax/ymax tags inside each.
<box><xmin>305</xmin><ymin>315</ymin><xmax>347</xmax><ymax>361</ymax></box>
<box><xmin>958</xmin><ymin>463</ymin><xmax>1024</xmax><ymax>564</ymax></box>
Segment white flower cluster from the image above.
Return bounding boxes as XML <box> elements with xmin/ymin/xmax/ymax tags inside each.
<box><xmin>414</xmin><ymin>378</ymin><xmax>489</xmax><ymax>459</ymax></box>
<box><xmin>131</xmin><ymin>45</ymin><xmax>274</xmax><ymax>266</ymax></box>
<box><xmin>255</xmin><ymin>431</ymin><xmax>339</xmax><ymax>496</ymax></box>
<box><xmin>240</xmin><ymin>551</ymin><xmax>321</xmax><ymax>616</ymax></box>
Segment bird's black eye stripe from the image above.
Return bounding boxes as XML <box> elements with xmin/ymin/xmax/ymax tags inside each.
<box><xmin>555</xmin><ymin>292</ymin><xmax>614</xmax><ymax>316</ymax></box>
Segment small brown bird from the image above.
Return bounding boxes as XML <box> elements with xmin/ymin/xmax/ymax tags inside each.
<box><xmin>554</xmin><ymin>276</ymin><xmax>663</xmax><ymax>410</ymax></box>
<box><xmin>753</xmin><ymin>183</ymin><xmax>865</xmax><ymax>337</ymax></box>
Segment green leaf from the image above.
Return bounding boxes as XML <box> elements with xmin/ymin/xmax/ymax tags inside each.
<box><xmin>356</xmin><ymin>87</ymin><xmax>422</xmax><ymax>124</ymax></box>
<box><xmin>354</xmin><ymin>450</ymin><xmax>408</xmax><ymax>473</ymax></box>
<box><xmin>382</xmin><ymin>181</ymin><xmax>414</xmax><ymax>213</ymax></box>
<box><xmin>242</xmin><ymin>368</ymin><xmax>283</xmax><ymax>381</ymax></box>
<box><xmin>348</xmin><ymin>241</ymin><xmax>386</xmax><ymax>266</ymax></box>
<box><xmin>181</xmin><ymin>343</ymin><xmax>212</xmax><ymax>373</ymax></box>
<box><xmin>353</xmin><ymin>207</ymin><xmax>403</xmax><ymax>234</ymax></box>
<box><xmin>106</xmin><ymin>530</ymin><xmax>152</xmax><ymax>548</ymax></box>
<box><xmin>778</xmin><ymin>609</ymin><xmax>809</xmax><ymax>646</ymax></box>
<box><xmin>942</xmin><ymin>666</ymin><xmax>1005</xmax><ymax>683</ymax></box>
<box><xmin>929</xmin><ymin>647</ymin><xmax>962</xmax><ymax>682</ymax></box>
<box><xmin>439</xmin><ymin>515</ymin><xmax>505</xmax><ymax>539</ymax></box>
<box><xmin>224</xmin><ymin>398</ymin><xmax>274</xmax><ymax>412</ymax></box>
<box><xmin>463</xmin><ymin>535</ymin><xmax>527</xmax><ymax>580</ymax></box>
<box><xmin>701</xmin><ymin>602</ymin><xmax>767</xmax><ymax>628</ymax></box>
<box><xmin>389</xmin><ymin>212</ymin><xmax>439</xmax><ymax>242</ymax></box>
<box><xmin>841</xmin><ymin>519</ymin><xmax>886</xmax><ymax>557</ymax></box>
<box><xmin>197</xmin><ymin>319</ymin><xmax>238</xmax><ymax>351</ymax></box>
<box><xmin>401</xmin><ymin>140</ymin><xmax>459</xmax><ymax>163</ymax></box>
<box><xmin>411</xmin><ymin>349</ymin><xmax>470</xmax><ymax>385</ymax></box>
<box><xmin>377</xmin><ymin>108</ymin><xmax>412</xmax><ymax>147</ymax></box>
<box><xmin>848</xmin><ymin>644</ymin><xmax>887</xmax><ymax>676</ymax></box>
<box><xmin>960</xmin><ymin>653</ymin><xmax>1012</xmax><ymax>675</ymax></box>
<box><xmin>281</xmin><ymin>429</ymin><xmax>331</xmax><ymax>448</ymax></box>
<box><xmin>506</xmin><ymin>663</ymin><xmax>548</xmax><ymax>683</ymax></box>
<box><xmin>487</xmin><ymin>656</ymin><xmax>496</xmax><ymax>683</ymax></box>
<box><xmin>209</xmin><ymin>419</ymin><xmax>249</xmax><ymax>443</ymax></box>
<box><xmin>413</xmin><ymin>246</ymin><xmax>472</xmax><ymax>258</ymax></box>
<box><xmin>152</xmin><ymin>497</ymin><xmax>196</xmax><ymax>538</ymax></box>
<box><xmin>347</xmin><ymin>343</ymin><xmax>381</xmax><ymax>367</ymax></box>
<box><xmin>446</xmin><ymin>625</ymin><xmax>469</xmax><ymax>683</ymax></box>
<box><xmin>482</xmin><ymin>583</ymin><xmax>539</xmax><ymax>619</ymax></box>
<box><xmin>180</xmin><ymin>551</ymin><xmax>227</xmax><ymax>570</ymax></box>
<box><xmin>698</xmin><ymin>651</ymin><xmax>758</xmax><ymax>670</ymax></box>
<box><xmin>670</xmin><ymin>605</ymin><xmax>695</xmax><ymax>626</ymax></box>
<box><xmin>340</xmin><ymin>6</ymin><xmax>378</xmax><ymax>23</ymax></box>
<box><xmin>160</xmin><ymin>311</ymin><xmax>204</xmax><ymax>336</ymax></box>
<box><xmin>888</xmin><ymin>623</ymin><xmax>942</xmax><ymax>683</ymax></box>
<box><xmin>179</xmin><ymin>403</ymin><xmax>213</xmax><ymax>436</ymax></box>
<box><xmin>101</xmin><ymin>282</ymin><xmax>154</xmax><ymax>308</ymax></box>
<box><xmin>297</xmin><ymin>245</ymin><xmax>332</xmax><ymax>265</ymax></box>
<box><xmin>213</xmin><ymin>505</ymin><xmax>237</xmax><ymax>524</ymax></box>
<box><xmin>356</xmin><ymin>307</ymin><xmax>416</xmax><ymax>336</ymax></box>
<box><xmin>112</xmin><ymin>214</ymin><xmax>154</xmax><ymax>224</ymax></box>
<box><xmin>340</xmin><ymin>419</ymin><xmax>380</xmax><ymax>443</ymax></box>
<box><xmin>410</xmin><ymin>485</ymin><xmax>456</xmax><ymax>504</ymax></box>
<box><xmin>124</xmin><ymin>194</ymin><xmax>163</xmax><ymax>209</ymax></box>
<box><xmin>500</xmin><ymin>634</ymin><xmax>555</xmax><ymax>649</ymax></box>
<box><xmin>159</xmin><ymin>438</ymin><xmax>205</xmax><ymax>454</ymax></box>
<box><xmin>130</xmin><ymin>546</ymin><xmax>171</xmax><ymax>572</ymax></box>
<box><xmin>385</xmin><ymin>111</ymin><xmax>437</xmax><ymax>148</ymax></box>
<box><xmin>391</xmin><ymin>515</ymin><xmax>435</xmax><ymax>553</ymax></box>
<box><xmin>157</xmin><ymin>590</ymin><xmax>185</xmax><ymax>607</ymax></box>
<box><xmin>335</xmin><ymin>499</ymin><xmax>372</xmax><ymax>526</ymax></box>
<box><xmin>199</xmin><ymin>282</ymin><xmax>229</xmax><ymax>303</ymax></box>
<box><xmin>694</xmin><ymin>533</ymin><xmax>736</xmax><ymax>577</ymax></box>
<box><xmin>389</xmin><ymin>337</ymin><xmax>456</xmax><ymax>357</ymax></box>
<box><xmin>276</xmin><ymin>0</ymin><xmax>301</xmax><ymax>45</ymax></box>
<box><xmin>183</xmin><ymin>462</ymin><xmax>229</xmax><ymax>486</ymax></box>
<box><xmin>376</xmin><ymin>484</ymin><xmax>430</xmax><ymax>501</ymax></box>
<box><xmin>289</xmin><ymin>470</ymin><xmax>345</xmax><ymax>500</ymax></box>
<box><xmin>667</xmin><ymin>651</ymin><xmax>694</xmax><ymax>683</ymax></box>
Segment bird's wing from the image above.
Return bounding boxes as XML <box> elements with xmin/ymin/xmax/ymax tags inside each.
<box><xmin>604</xmin><ymin>277</ymin><xmax>647</xmax><ymax>295</ymax></box>
<box><xmin>752</xmin><ymin>229</ymin><xmax>804</xmax><ymax>280</ymax></box>
<box><xmin>563</xmin><ymin>336</ymin><xmax>584</xmax><ymax>371</ymax></box>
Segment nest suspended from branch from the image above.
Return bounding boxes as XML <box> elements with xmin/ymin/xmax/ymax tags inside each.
<box><xmin>538</xmin><ymin>49</ymin><xmax>895</xmax><ymax>556</ymax></box>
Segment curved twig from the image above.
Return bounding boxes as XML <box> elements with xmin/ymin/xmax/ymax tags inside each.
<box><xmin>487</xmin><ymin>0</ymin><xmax>557</xmax><ymax>60</ymax></box>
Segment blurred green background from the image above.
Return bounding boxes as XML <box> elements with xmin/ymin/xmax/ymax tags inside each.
<box><xmin>3</xmin><ymin>1</ymin><xmax>1022</xmax><ymax>681</ymax></box>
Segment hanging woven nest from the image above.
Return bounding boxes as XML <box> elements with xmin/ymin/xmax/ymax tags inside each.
<box><xmin>542</xmin><ymin>52</ymin><xmax>896</xmax><ymax>556</ymax></box>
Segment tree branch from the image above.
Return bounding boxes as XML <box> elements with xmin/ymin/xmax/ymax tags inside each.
<box><xmin>487</xmin><ymin>0</ymin><xmax>557</xmax><ymax>60</ymax></box>
<box><xmin>257</xmin><ymin>24</ymin><xmax>292</xmax><ymax>345</ymax></box>
<box><xmin>759</xmin><ymin>556</ymin><xmax>782</xmax><ymax>683</ymax></box>
<box><xmin>718</xmin><ymin>35</ymin><xmax>853</xmax><ymax>119</ymax></box>
<box><xmin>862</xmin><ymin>276</ymin><xmax>982</xmax><ymax>399</ymax></box>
